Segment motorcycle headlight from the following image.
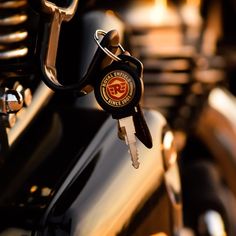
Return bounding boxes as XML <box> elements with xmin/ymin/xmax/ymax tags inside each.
<box><xmin>162</xmin><ymin>128</ymin><xmax>177</xmax><ymax>170</ymax></box>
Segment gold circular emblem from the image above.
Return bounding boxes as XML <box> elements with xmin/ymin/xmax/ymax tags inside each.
<box><xmin>100</xmin><ymin>70</ymin><xmax>135</xmax><ymax>107</ymax></box>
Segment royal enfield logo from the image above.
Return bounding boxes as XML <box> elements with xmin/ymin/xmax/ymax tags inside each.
<box><xmin>100</xmin><ymin>70</ymin><xmax>135</xmax><ymax>107</ymax></box>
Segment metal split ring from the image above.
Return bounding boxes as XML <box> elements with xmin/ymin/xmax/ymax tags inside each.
<box><xmin>94</xmin><ymin>29</ymin><xmax>125</xmax><ymax>62</ymax></box>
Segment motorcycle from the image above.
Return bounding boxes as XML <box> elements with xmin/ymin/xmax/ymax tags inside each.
<box><xmin>0</xmin><ymin>0</ymin><xmax>186</xmax><ymax>236</ymax></box>
<box><xmin>1</xmin><ymin>0</ymin><xmax>236</xmax><ymax>235</ymax></box>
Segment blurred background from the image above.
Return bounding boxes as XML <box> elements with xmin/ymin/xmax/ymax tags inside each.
<box><xmin>105</xmin><ymin>0</ymin><xmax>236</xmax><ymax>235</ymax></box>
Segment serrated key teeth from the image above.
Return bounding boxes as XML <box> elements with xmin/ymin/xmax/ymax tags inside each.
<box><xmin>132</xmin><ymin>160</ymin><xmax>140</xmax><ymax>169</ymax></box>
<box><xmin>128</xmin><ymin>143</ymin><xmax>140</xmax><ymax>169</ymax></box>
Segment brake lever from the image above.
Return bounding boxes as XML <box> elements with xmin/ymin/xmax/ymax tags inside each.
<box><xmin>41</xmin><ymin>0</ymin><xmax>79</xmax><ymax>87</ymax></box>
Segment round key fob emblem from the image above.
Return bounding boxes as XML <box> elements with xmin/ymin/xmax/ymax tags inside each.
<box><xmin>100</xmin><ymin>69</ymin><xmax>135</xmax><ymax>106</ymax></box>
<box><xmin>95</xmin><ymin>61</ymin><xmax>143</xmax><ymax>117</ymax></box>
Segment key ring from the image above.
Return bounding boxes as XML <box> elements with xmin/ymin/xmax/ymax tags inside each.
<box><xmin>94</xmin><ymin>29</ymin><xmax>125</xmax><ymax>62</ymax></box>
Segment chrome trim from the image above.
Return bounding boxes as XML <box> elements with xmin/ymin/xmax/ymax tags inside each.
<box><xmin>162</xmin><ymin>129</ymin><xmax>177</xmax><ymax>170</ymax></box>
<box><xmin>0</xmin><ymin>14</ymin><xmax>27</xmax><ymax>26</ymax></box>
<box><xmin>41</xmin><ymin>0</ymin><xmax>79</xmax><ymax>88</ymax></box>
<box><xmin>198</xmin><ymin>210</ymin><xmax>227</xmax><ymax>236</ymax></box>
<box><xmin>0</xmin><ymin>47</ymin><xmax>28</xmax><ymax>59</ymax></box>
<box><xmin>197</xmin><ymin>87</ymin><xmax>236</xmax><ymax>198</ymax></box>
<box><xmin>208</xmin><ymin>87</ymin><xmax>236</xmax><ymax>125</ymax></box>
<box><xmin>0</xmin><ymin>31</ymin><xmax>28</xmax><ymax>43</ymax></box>
<box><xmin>0</xmin><ymin>3</ymin><xmax>29</xmax><ymax>59</ymax></box>
<box><xmin>162</xmin><ymin>126</ymin><xmax>183</xmax><ymax>235</ymax></box>
<box><xmin>42</xmin><ymin>0</ymin><xmax>79</xmax><ymax>21</ymax></box>
<box><xmin>0</xmin><ymin>0</ymin><xmax>27</xmax><ymax>9</ymax></box>
<box><xmin>8</xmin><ymin>82</ymin><xmax>54</xmax><ymax>146</ymax></box>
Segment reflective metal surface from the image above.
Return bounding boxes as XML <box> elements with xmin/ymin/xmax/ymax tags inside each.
<box><xmin>40</xmin><ymin>109</ymin><xmax>179</xmax><ymax>236</ymax></box>
<box><xmin>8</xmin><ymin>82</ymin><xmax>53</xmax><ymax>146</ymax></box>
<box><xmin>41</xmin><ymin>0</ymin><xmax>79</xmax><ymax>87</ymax></box>
<box><xmin>198</xmin><ymin>210</ymin><xmax>227</xmax><ymax>236</ymax></box>
<box><xmin>197</xmin><ymin>87</ymin><xmax>236</xmax><ymax>197</ymax></box>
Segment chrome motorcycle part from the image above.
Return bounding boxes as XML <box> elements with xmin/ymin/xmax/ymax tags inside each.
<box><xmin>14</xmin><ymin>83</ymin><xmax>32</xmax><ymax>107</ymax></box>
<box><xmin>0</xmin><ymin>0</ymin><xmax>32</xmax><ymax>138</ymax></box>
<box><xmin>0</xmin><ymin>0</ymin><xmax>28</xmax><ymax>60</ymax></box>
<box><xmin>1</xmin><ymin>89</ymin><xmax>23</xmax><ymax>114</ymax></box>
<box><xmin>198</xmin><ymin>210</ymin><xmax>227</xmax><ymax>236</ymax></box>
<box><xmin>162</xmin><ymin>129</ymin><xmax>177</xmax><ymax>171</ymax></box>
<box><xmin>0</xmin><ymin>0</ymin><xmax>54</xmax><ymax>147</ymax></box>
<box><xmin>42</xmin><ymin>0</ymin><xmax>79</xmax><ymax>19</ymax></box>
<box><xmin>41</xmin><ymin>0</ymin><xmax>79</xmax><ymax>87</ymax></box>
<box><xmin>197</xmin><ymin>87</ymin><xmax>236</xmax><ymax>201</ymax></box>
<box><xmin>7</xmin><ymin>83</ymin><xmax>53</xmax><ymax>146</ymax></box>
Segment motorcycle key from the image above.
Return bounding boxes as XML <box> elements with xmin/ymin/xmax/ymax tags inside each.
<box><xmin>116</xmin><ymin>55</ymin><xmax>153</xmax><ymax>149</ymax></box>
<box><xmin>94</xmin><ymin>54</ymin><xmax>147</xmax><ymax>169</ymax></box>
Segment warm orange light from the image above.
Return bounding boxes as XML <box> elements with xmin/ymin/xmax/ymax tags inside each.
<box><xmin>150</xmin><ymin>0</ymin><xmax>168</xmax><ymax>24</ymax></box>
<box><xmin>153</xmin><ymin>0</ymin><xmax>167</xmax><ymax>13</ymax></box>
<box><xmin>154</xmin><ymin>0</ymin><xmax>167</xmax><ymax>8</ymax></box>
<box><xmin>181</xmin><ymin>0</ymin><xmax>202</xmax><ymax>28</ymax></box>
<box><xmin>163</xmin><ymin>131</ymin><xmax>174</xmax><ymax>150</ymax></box>
<box><xmin>150</xmin><ymin>232</ymin><xmax>168</xmax><ymax>236</ymax></box>
<box><xmin>186</xmin><ymin>0</ymin><xmax>201</xmax><ymax>7</ymax></box>
<box><xmin>30</xmin><ymin>185</ymin><xmax>38</xmax><ymax>193</ymax></box>
<box><xmin>162</xmin><ymin>131</ymin><xmax>178</xmax><ymax>168</ymax></box>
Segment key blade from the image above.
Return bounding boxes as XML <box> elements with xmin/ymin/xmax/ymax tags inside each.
<box><xmin>119</xmin><ymin>117</ymin><xmax>140</xmax><ymax>169</ymax></box>
<box><xmin>129</xmin><ymin>142</ymin><xmax>140</xmax><ymax>169</ymax></box>
<box><xmin>118</xmin><ymin>117</ymin><xmax>136</xmax><ymax>144</ymax></box>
